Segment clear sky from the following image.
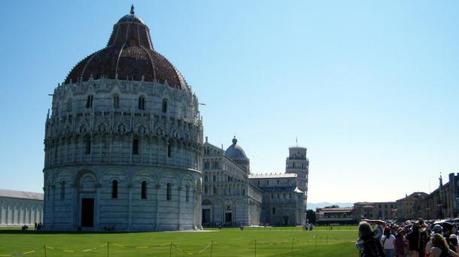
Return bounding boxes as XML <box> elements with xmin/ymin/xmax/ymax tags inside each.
<box><xmin>0</xmin><ymin>0</ymin><xmax>458</xmax><ymax>203</ymax></box>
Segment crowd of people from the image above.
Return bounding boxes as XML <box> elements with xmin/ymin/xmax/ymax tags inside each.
<box><xmin>357</xmin><ymin>218</ymin><xmax>459</xmax><ymax>257</ymax></box>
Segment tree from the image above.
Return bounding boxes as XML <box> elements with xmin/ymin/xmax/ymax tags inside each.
<box><xmin>306</xmin><ymin>209</ymin><xmax>316</xmax><ymax>224</ymax></box>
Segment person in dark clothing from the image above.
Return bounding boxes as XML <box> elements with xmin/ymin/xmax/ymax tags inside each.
<box><xmin>356</xmin><ymin>221</ymin><xmax>386</xmax><ymax>257</ymax></box>
<box><xmin>406</xmin><ymin>223</ymin><xmax>428</xmax><ymax>257</ymax></box>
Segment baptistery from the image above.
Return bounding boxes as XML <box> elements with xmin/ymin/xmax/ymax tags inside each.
<box><xmin>43</xmin><ymin>6</ymin><xmax>203</xmax><ymax>231</ymax></box>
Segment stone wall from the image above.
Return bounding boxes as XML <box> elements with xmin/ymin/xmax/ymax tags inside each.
<box><xmin>43</xmin><ymin>79</ymin><xmax>203</xmax><ymax>231</ymax></box>
<box><xmin>0</xmin><ymin>197</ymin><xmax>43</xmax><ymax>226</ymax></box>
<box><xmin>44</xmin><ymin>165</ymin><xmax>201</xmax><ymax>231</ymax></box>
<box><xmin>202</xmin><ymin>142</ymin><xmax>262</xmax><ymax>226</ymax></box>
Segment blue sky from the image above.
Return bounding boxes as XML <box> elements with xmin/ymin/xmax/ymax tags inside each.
<box><xmin>0</xmin><ymin>0</ymin><xmax>458</xmax><ymax>203</ymax></box>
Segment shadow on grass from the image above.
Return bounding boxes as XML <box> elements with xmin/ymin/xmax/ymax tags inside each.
<box><xmin>0</xmin><ymin>230</ymin><xmax>164</xmax><ymax>235</ymax></box>
<box><xmin>265</xmin><ymin>242</ymin><xmax>356</xmax><ymax>257</ymax></box>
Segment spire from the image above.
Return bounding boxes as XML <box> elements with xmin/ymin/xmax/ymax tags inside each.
<box><xmin>130</xmin><ymin>4</ymin><xmax>135</xmax><ymax>15</ymax></box>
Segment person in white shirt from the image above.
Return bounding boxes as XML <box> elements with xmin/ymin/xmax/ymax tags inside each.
<box><xmin>381</xmin><ymin>228</ymin><xmax>396</xmax><ymax>257</ymax></box>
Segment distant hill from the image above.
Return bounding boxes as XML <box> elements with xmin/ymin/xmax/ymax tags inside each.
<box><xmin>307</xmin><ymin>202</ymin><xmax>353</xmax><ymax>210</ymax></box>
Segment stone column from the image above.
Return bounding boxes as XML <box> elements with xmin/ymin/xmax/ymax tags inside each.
<box><xmin>155</xmin><ymin>183</ymin><xmax>160</xmax><ymax>230</ymax></box>
<box><xmin>177</xmin><ymin>185</ymin><xmax>182</xmax><ymax>230</ymax></box>
<box><xmin>0</xmin><ymin>202</ymin><xmax>3</xmax><ymax>225</ymax></box>
<box><xmin>72</xmin><ymin>183</ymin><xmax>78</xmax><ymax>230</ymax></box>
<box><xmin>95</xmin><ymin>182</ymin><xmax>101</xmax><ymax>230</ymax></box>
<box><xmin>196</xmin><ymin>177</ymin><xmax>202</xmax><ymax>230</ymax></box>
<box><xmin>6</xmin><ymin>203</ymin><xmax>10</xmax><ymax>225</ymax></box>
<box><xmin>128</xmin><ymin>183</ymin><xmax>132</xmax><ymax>230</ymax></box>
<box><xmin>51</xmin><ymin>185</ymin><xmax>55</xmax><ymax>229</ymax></box>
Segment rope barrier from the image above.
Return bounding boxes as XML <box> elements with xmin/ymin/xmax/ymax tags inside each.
<box><xmin>173</xmin><ymin>242</ymin><xmax>212</xmax><ymax>256</ymax></box>
<box><xmin>0</xmin><ymin>237</ymin><xmax>354</xmax><ymax>256</ymax></box>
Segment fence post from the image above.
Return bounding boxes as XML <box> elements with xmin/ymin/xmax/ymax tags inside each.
<box><xmin>107</xmin><ymin>242</ymin><xmax>110</xmax><ymax>257</ymax></box>
<box><xmin>44</xmin><ymin>244</ymin><xmax>47</xmax><ymax>257</ymax></box>
<box><xmin>210</xmin><ymin>240</ymin><xmax>213</xmax><ymax>257</ymax></box>
<box><xmin>254</xmin><ymin>240</ymin><xmax>257</xmax><ymax>257</ymax></box>
<box><xmin>169</xmin><ymin>241</ymin><xmax>173</xmax><ymax>257</ymax></box>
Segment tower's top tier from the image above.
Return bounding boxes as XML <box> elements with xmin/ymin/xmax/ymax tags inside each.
<box><xmin>288</xmin><ymin>147</ymin><xmax>307</xmax><ymax>160</ymax></box>
<box><xmin>64</xmin><ymin>5</ymin><xmax>188</xmax><ymax>90</ymax></box>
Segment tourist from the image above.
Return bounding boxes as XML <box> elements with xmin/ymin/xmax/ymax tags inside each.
<box><xmin>448</xmin><ymin>234</ymin><xmax>459</xmax><ymax>254</ymax></box>
<box><xmin>363</xmin><ymin>219</ymin><xmax>387</xmax><ymax>240</ymax></box>
<box><xmin>394</xmin><ymin>229</ymin><xmax>407</xmax><ymax>257</ymax></box>
<box><xmin>356</xmin><ymin>221</ymin><xmax>385</xmax><ymax>257</ymax></box>
<box><xmin>426</xmin><ymin>233</ymin><xmax>435</xmax><ymax>257</ymax></box>
<box><xmin>429</xmin><ymin>233</ymin><xmax>459</xmax><ymax>257</ymax></box>
<box><xmin>406</xmin><ymin>222</ymin><xmax>428</xmax><ymax>257</ymax></box>
<box><xmin>381</xmin><ymin>227</ymin><xmax>396</xmax><ymax>257</ymax></box>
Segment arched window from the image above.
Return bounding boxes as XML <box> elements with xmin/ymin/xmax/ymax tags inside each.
<box><xmin>132</xmin><ymin>137</ymin><xmax>139</xmax><ymax>155</ymax></box>
<box><xmin>113</xmin><ymin>94</ymin><xmax>120</xmax><ymax>109</ymax></box>
<box><xmin>86</xmin><ymin>95</ymin><xmax>94</xmax><ymax>108</ymax></box>
<box><xmin>112</xmin><ymin>180</ymin><xmax>118</xmax><ymax>199</ymax></box>
<box><xmin>166</xmin><ymin>183</ymin><xmax>172</xmax><ymax>201</ymax></box>
<box><xmin>138</xmin><ymin>96</ymin><xmax>145</xmax><ymax>110</ymax></box>
<box><xmin>141</xmin><ymin>181</ymin><xmax>147</xmax><ymax>199</ymax></box>
<box><xmin>162</xmin><ymin>99</ymin><xmax>168</xmax><ymax>113</ymax></box>
<box><xmin>167</xmin><ymin>141</ymin><xmax>172</xmax><ymax>157</ymax></box>
<box><xmin>84</xmin><ymin>137</ymin><xmax>91</xmax><ymax>155</ymax></box>
<box><xmin>60</xmin><ymin>182</ymin><xmax>65</xmax><ymax>200</ymax></box>
<box><xmin>185</xmin><ymin>185</ymin><xmax>190</xmax><ymax>202</ymax></box>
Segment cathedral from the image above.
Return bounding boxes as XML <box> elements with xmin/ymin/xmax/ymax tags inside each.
<box><xmin>42</xmin><ymin>7</ymin><xmax>309</xmax><ymax>231</ymax></box>
<box><xmin>202</xmin><ymin>137</ymin><xmax>308</xmax><ymax>227</ymax></box>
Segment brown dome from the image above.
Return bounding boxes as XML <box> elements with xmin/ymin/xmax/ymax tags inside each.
<box><xmin>65</xmin><ymin>6</ymin><xmax>187</xmax><ymax>90</ymax></box>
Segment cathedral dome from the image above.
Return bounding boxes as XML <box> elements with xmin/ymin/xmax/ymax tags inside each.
<box><xmin>64</xmin><ymin>6</ymin><xmax>187</xmax><ymax>90</ymax></box>
<box><xmin>225</xmin><ymin>137</ymin><xmax>248</xmax><ymax>160</ymax></box>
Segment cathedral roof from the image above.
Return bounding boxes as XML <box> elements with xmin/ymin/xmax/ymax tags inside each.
<box><xmin>224</xmin><ymin>137</ymin><xmax>248</xmax><ymax>161</ymax></box>
<box><xmin>0</xmin><ymin>189</ymin><xmax>43</xmax><ymax>201</ymax></box>
<box><xmin>64</xmin><ymin>5</ymin><xmax>188</xmax><ymax>90</ymax></box>
<box><xmin>249</xmin><ymin>173</ymin><xmax>297</xmax><ymax>179</ymax></box>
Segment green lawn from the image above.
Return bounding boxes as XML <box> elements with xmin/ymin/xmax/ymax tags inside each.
<box><xmin>0</xmin><ymin>226</ymin><xmax>357</xmax><ymax>257</ymax></box>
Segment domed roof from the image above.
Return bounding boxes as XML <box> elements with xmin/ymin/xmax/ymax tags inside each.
<box><xmin>64</xmin><ymin>6</ymin><xmax>187</xmax><ymax>90</ymax></box>
<box><xmin>225</xmin><ymin>137</ymin><xmax>248</xmax><ymax>160</ymax></box>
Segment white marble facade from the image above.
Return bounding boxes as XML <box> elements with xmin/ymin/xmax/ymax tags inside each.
<box><xmin>202</xmin><ymin>138</ymin><xmax>262</xmax><ymax>226</ymax></box>
<box><xmin>43</xmin><ymin>79</ymin><xmax>203</xmax><ymax>231</ymax></box>
<box><xmin>43</xmin><ymin>8</ymin><xmax>203</xmax><ymax>231</ymax></box>
<box><xmin>202</xmin><ymin>138</ymin><xmax>309</xmax><ymax>227</ymax></box>
<box><xmin>0</xmin><ymin>190</ymin><xmax>43</xmax><ymax>226</ymax></box>
<box><xmin>249</xmin><ymin>147</ymin><xmax>308</xmax><ymax>226</ymax></box>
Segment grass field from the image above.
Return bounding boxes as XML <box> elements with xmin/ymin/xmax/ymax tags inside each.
<box><xmin>0</xmin><ymin>226</ymin><xmax>357</xmax><ymax>257</ymax></box>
